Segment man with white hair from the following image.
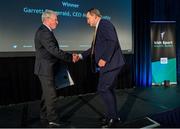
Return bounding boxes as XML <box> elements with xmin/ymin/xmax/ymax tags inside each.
<box><xmin>34</xmin><ymin>9</ymin><xmax>77</xmax><ymax>127</ymax></box>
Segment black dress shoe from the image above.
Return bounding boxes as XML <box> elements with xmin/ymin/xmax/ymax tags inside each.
<box><xmin>47</xmin><ymin>121</ymin><xmax>69</xmax><ymax>128</ymax></box>
<box><xmin>48</xmin><ymin>121</ymin><xmax>61</xmax><ymax>128</ymax></box>
<box><xmin>101</xmin><ymin>118</ymin><xmax>122</xmax><ymax>128</ymax></box>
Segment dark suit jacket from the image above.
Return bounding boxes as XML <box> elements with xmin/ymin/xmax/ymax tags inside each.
<box><xmin>82</xmin><ymin>19</ymin><xmax>125</xmax><ymax>73</ymax></box>
<box><xmin>34</xmin><ymin>24</ymin><xmax>72</xmax><ymax>78</ymax></box>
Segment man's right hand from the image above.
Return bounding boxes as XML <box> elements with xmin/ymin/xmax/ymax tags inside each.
<box><xmin>72</xmin><ymin>53</ymin><xmax>80</xmax><ymax>63</ymax></box>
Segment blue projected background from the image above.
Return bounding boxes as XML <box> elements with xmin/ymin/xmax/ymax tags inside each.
<box><xmin>0</xmin><ymin>0</ymin><xmax>132</xmax><ymax>53</ymax></box>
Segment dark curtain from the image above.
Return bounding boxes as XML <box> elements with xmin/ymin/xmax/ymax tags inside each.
<box><xmin>0</xmin><ymin>55</ymin><xmax>133</xmax><ymax>105</ymax></box>
<box><xmin>134</xmin><ymin>0</ymin><xmax>180</xmax><ymax>87</ymax></box>
<box><xmin>134</xmin><ymin>0</ymin><xmax>151</xmax><ymax>87</ymax></box>
<box><xmin>0</xmin><ymin>57</ymin><xmax>41</xmax><ymax>105</ymax></box>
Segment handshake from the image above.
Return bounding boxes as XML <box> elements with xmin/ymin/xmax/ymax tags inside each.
<box><xmin>72</xmin><ymin>53</ymin><xmax>81</xmax><ymax>63</ymax></box>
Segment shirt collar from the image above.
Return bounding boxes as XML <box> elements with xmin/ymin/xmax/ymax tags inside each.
<box><xmin>43</xmin><ymin>23</ymin><xmax>52</xmax><ymax>31</ymax></box>
<box><xmin>95</xmin><ymin>18</ymin><xmax>101</xmax><ymax>30</ymax></box>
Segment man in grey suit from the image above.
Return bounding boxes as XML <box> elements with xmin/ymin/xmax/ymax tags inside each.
<box><xmin>34</xmin><ymin>9</ymin><xmax>77</xmax><ymax>127</ymax></box>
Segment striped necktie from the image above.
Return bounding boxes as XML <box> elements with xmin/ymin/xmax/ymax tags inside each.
<box><xmin>90</xmin><ymin>28</ymin><xmax>97</xmax><ymax>73</ymax></box>
<box><xmin>91</xmin><ymin>28</ymin><xmax>97</xmax><ymax>55</ymax></box>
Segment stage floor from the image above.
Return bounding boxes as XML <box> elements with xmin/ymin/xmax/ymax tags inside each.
<box><xmin>0</xmin><ymin>85</ymin><xmax>180</xmax><ymax>128</ymax></box>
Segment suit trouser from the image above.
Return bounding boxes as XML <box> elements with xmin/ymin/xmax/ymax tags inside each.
<box><xmin>38</xmin><ymin>76</ymin><xmax>59</xmax><ymax>122</ymax></box>
<box><xmin>97</xmin><ymin>68</ymin><xmax>121</xmax><ymax>119</ymax></box>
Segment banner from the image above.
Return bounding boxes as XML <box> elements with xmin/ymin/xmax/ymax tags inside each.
<box><xmin>151</xmin><ymin>21</ymin><xmax>177</xmax><ymax>85</ymax></box>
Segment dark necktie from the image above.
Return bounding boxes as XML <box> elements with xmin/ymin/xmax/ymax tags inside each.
<box><xmin>51</xmin><ymin>31</ymin><xmax>59</xmax><ymax>49</ymax></box>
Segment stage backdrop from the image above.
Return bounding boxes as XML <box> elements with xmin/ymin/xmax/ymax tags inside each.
<box><xmin>151</xmin><ymin>21</ymin><xmax>177</xmax><ymax>85</ymax></box>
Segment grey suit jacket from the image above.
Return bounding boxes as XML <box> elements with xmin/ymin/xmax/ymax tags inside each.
<box><xmin>34</xmin><ymin>24</ymin><xmax>72</xmax><ymax>78</ymax></box>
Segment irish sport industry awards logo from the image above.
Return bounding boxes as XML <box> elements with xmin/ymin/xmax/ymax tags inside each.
<box><xmin>160</xmin><ymin>32</ymin><xmax>165</xmax><ymax>41</ymax></box>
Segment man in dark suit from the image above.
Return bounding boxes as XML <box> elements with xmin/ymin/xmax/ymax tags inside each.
<box><xmin>77</xmin><ymin>8</ymin><xmax>125</xmax><ymax>127</ymax></box>
<box><xmin>34</xmin><ymin>9</ymin><xmax>77</xmax><ymax>127</ymax></box>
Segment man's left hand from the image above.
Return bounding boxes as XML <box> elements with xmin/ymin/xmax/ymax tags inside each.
<box><xmin>98</xmin><ymin>59</ymin><xmax>106</xmax><ymax>67</ymax></box>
